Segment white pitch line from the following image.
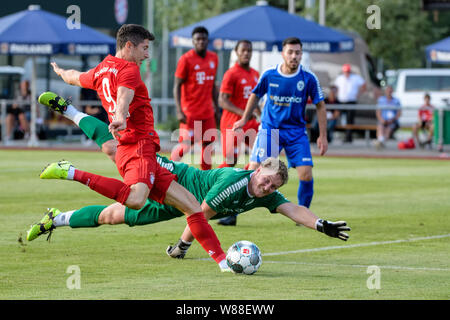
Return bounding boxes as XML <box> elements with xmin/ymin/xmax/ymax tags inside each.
<box><xmin>263</xmin><ymin>261</ymin><xmax>450</xmax><ymax>272</ymax></box>
<box><xmin>263</xmin><ymin>233</ymin><xmax>450</xmax><ymax>256</ymax></box>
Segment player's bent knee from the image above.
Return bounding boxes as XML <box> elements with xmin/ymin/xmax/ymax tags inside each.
<box><xmin>102</xmin><ymin>140</ymin><xmax>117</xmax><ymax>162</ymax></box>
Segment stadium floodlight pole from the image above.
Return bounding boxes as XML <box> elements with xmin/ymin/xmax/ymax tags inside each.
<box><xmin>319</xmin><ymin>0</ymin><xmax>326</xmax><ymax>26</ymax></box>
<box><xmin>146</xmin><ymin>0</ymin><xmax>154</xmax><ymax>98</ymax></box>
<box><xmin>28</xmin><ymin>56</ymin><xmax>39</xmax><ymax>147</ymax></box>
<box><xmin>288</xmin><ymin>0</ymin><xmax>295</xmax><ymax>14</ymax></box>
<box><xmin>162</xmin><ymin>0</ymin><xmax>169</xmax><ymax>100</ymax></box>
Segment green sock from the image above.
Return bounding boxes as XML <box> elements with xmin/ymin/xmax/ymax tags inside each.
<box><xmin>69</xmin><ymin>205</ymin><xmax>106</xmax><ymax>228</ymax></box>
<box><xmin>78</xmin><ymin>116</ymin><xmax>114</xmax><ymax>148</ymax></box>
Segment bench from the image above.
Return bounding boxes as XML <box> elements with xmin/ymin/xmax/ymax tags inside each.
<box><xmin>335</xmin><ymin>124</ymin><xmax>377</xmax><ymax>146</ymax></box>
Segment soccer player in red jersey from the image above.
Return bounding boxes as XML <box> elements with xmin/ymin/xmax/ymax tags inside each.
<box><xmin>171</xmin><ymin>26</ymin><xmax>219</xmax><ymax>170</ymax></box>
<box><xmin>218</xmin><ymin>40</ymin><xmax>260</xmax><ymax>168</ymax></box>
<box><xmin>44</xmin><ymin>24</ymin><xmax>227</xmax><ymax>270</ymax></box>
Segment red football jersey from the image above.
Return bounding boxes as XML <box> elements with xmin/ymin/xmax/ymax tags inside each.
<box><xmin>219</xmin><ymin>63</ymin><xmax>259</xmax><ymax>125</ymax></box>
<box><xmin>418</xmin><ymin>104</ymin><xmax>434</xmax><ymax>122</ymax></box>
<box><xmin>175</xmin><ymin>49</ymin><xmax>218</xmax><ymax>120</ymax></box>
<box><xmin>79</xmin><ymin>55</ymin><xmax>159</xmax><ymax>146</ymax></box>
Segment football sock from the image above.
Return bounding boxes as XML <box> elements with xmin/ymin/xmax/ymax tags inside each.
<box><xmin>68</xmin><ymin>205</ymin><xmax>105</xmax><ymax>228</ymax></box>
<box><xmin>201</xmin><ymin>144</ymin><xmax>212</xmax><ymax>170</ymax></box>
<box><xmin>53</xmin><ymin>210</ymin><xmax>75</xmax><ymax>227</ymax></box>
<box><xmin>298</xmin><ymin>179</ymin><xmax>314</xmax><ymax>208</ymax></box>
<box><xmin>186</xmin><ymin>212</ymin><xmax>226</xmax><ymax>263</ymax></box>
<box><xmin>63</xmin><ymin>105</ymin><xmax>87</xmax><ymax>124</ymax></box>
<box><xmin>73</xmin><ymin>169</ymin><xmax>131</xmax><ymax>204</ymax></box>
<box><xmin>78</xmin><ymin>115</ymin><xmax>114</xmax><ymax>148</ymax></box>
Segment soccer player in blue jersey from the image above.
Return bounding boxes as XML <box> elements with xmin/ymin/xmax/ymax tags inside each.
<box><xmin>234</xmin><ymin>37</ymin><xmax>328</xmax><ymax>211</ymax></box>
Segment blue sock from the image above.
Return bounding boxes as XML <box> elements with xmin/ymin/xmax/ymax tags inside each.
<box><xmin>298</xmin><ymin>179</ymin><xmax>314</xmax><ymax>208</ymax></box>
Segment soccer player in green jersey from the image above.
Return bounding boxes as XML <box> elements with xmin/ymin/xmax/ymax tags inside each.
<box><xmin>27</xmin><ymin>154</ymin><xmax>351</xmax><ymax>260</ymax></box>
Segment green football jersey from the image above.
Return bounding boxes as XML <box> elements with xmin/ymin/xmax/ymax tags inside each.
<box><xmin>125</xmin><ymin>155</ymin><xmax>290</xmax><ymax>226</ymax></box>
<box><xmin>157</xmin><ymin>154</ymin><xmax>290</xmax><ymax>215</ymax></box>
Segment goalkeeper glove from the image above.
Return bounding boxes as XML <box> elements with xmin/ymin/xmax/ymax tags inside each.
<box><xmin>316</xmin><ymin>219</ymin><xmax>350</xmax><ymax>241</ymax></box>
<box><xmin>166</xmin><ymin>239</ymin><xmax>192</xmax><ymax>259</ymax></box>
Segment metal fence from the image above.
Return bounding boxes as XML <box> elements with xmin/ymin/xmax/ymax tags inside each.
<box><xmin>1</xmin><ymin>99</ymin><xmax>449</xmax><ymax>147</ymax></box>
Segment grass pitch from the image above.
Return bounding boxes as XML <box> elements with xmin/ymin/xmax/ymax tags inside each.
<box><xmin>0</xmin><ymin>149</ymin><xmax>449</xmax><ymax>300</ymax></box>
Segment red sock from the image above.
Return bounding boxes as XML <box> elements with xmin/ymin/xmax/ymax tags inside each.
<box><xmin>74</xmin><ymin>169</ymin><xmax>131</xmax><ymax>204</ymax></box>
<box><xmin>187</xmin><ymin>212</ymin><xmax>226</xmax><ymax>263</ymax></box>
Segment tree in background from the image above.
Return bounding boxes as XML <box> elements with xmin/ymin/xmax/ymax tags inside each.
<box><xmin>307</xmin><ymin>0</ymin><xmax>448</xmax><ymax>70</ymax></box>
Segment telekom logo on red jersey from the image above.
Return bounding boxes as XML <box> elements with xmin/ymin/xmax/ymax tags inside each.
<box><xmin>196</xmin><ymin>72</ymin><xmax>205</xmax><ymax>84</ymax></box>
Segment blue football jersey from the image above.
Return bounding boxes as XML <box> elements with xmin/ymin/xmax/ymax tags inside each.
<box><xmin>252</xmin><ymin>64</ymin><xmax>324</xmax><ymax>129</ymax></box>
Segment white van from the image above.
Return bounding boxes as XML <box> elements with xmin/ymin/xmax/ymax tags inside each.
<box><xmin>386</xmin><ymin>68</ymin><xmax>450</xmax><ymax>126</ymax></box>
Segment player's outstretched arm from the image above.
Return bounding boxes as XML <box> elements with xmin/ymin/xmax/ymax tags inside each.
<box><xmin>276</xmin><ymin>202</ymin><xmax>350</xmax><ymax>241</ymax></box>
<box><xmin>50</xmin><ymin>62</ymin><xmax>83</xmax><ymax>87</ymax></box>
<box><xmin>233</xmin><ymin>93</ymin><xmax>259</xmax><ymax>131</ymax></box>
<box><xmin>315</xmin><ymin>100</ymin><xmax>328</xmax><ymax>156</ymax></box>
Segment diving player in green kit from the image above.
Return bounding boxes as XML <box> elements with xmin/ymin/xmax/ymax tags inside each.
<box><xmin>27</xmin><ymin>155</ymin><xmax>350</xmax><ymax>260</ymax></box>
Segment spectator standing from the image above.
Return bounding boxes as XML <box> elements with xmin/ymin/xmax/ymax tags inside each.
<box><xmin>171</xmin><ymin>26</ymin><xmax>219</xmax><ymax>170</ymax></box>
<box><xmin>333</xmin><ymin>63</ymin><xmax>366</xmax><ymax>142</ymax></box>
<box><xmin>412</xmin><ymin>93</ymin><xmax>434</xmax><ymax>148</ymax></box>
<box><xmin>375</xmin><ymin>85</ymin><xmax>401</xmax><ymax>149</ymax></box>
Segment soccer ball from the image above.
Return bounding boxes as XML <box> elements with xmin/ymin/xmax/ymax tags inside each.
<box><xmin>226</xmin><ymin>240</ymin><xmax>262</xmax><ymax>275</ymax></box>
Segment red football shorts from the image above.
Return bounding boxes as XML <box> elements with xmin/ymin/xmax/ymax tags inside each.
<box><xmin>220</xmin><ymin>118</ymin><xmax>259</xmax><ymax>158</ymax></box>
<box><xmin>177</xmin><ymin>116</ymin><xmax>217</xmax><ymax>144</ymax></box>
<box><xmin>115</xmin><ymin>138</ymin><xmax>176</xmax><ymax>204</ymax></box>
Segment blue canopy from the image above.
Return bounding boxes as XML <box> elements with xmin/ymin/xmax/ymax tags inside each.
<box><xmin>169</xmin><ymin>3</ymin><xmax>354</xmax><ymax>53</ymax></box>
<box><xmin>0</xmin><ymin>5</ymin><xmax>116</xmax><ymax>55</ymax></box>
<box><xmin>426</xmin><ymin>37</ymin><xmax>450</xmax><ymax>64</ymax></box>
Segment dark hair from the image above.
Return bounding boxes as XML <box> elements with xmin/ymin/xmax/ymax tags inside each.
<box><xmin>116</xmin><ymin>24</ymin><xmax>154</xmax><ymax>50</ymax></box>
<box><xmin>282</xmin><ymin>37</ymin><xmax>302</xmax><ymax>48</ymax></box>
<box><xmin>192</xmin><ymin>26</ymin><xmax>209</xmax><ymax>37</ymax></box>
<box><xmin>235</xmin><ymin>39</ymin><xmax>252</xmax><ymax>51</ymax></box>
<box><xmin>424</xmin><ymin>93</ymin><xmax>430</xmax><ymax>99</ymax></box>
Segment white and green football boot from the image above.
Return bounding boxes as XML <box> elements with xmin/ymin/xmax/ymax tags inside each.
<box><xmin>38</xmin><ymin>91</ymin><xmax>70</xmax><ymax>114</ymax></box>
<box><xmin>40</xmin><ymin>160</ymin><xmax>73</xmax><ymax>180</ymax></box>
<box><xmin>26</xmin><ymin>208</ymin><xmax>61</xmax><ymax>241</ymax></box>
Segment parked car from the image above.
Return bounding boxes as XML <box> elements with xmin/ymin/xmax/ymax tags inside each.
<box><xmin>385</xmin><ymin>68</ymin><xmax>450</xmax><ymax>126</ymax></box>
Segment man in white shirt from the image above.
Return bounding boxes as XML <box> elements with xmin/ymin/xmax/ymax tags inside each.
<box><xmin>333</xmin><ymin>64</ymin><xmax>366</xmax><ymax>142</ymax></box>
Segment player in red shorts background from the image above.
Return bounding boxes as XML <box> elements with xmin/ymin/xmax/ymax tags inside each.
<box><xmin>218</xmin><ymin>40</ymin><xmax>260</xmax><ymax>168</ymax></box>
<box><xmin>171</xmin><ymin>26</ymin><xmax>219</xmax><ymax>170</ymax></box>
<box><xmin>43</xmin><ymin>24</ymin><xmax>227</xmax><ymax>270</ymax></box>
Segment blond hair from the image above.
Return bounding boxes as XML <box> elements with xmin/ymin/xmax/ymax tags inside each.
<box><xmin>260</xmin><ymin>157</ymin><xmax>289</xmax><ymax>186</ymax></box>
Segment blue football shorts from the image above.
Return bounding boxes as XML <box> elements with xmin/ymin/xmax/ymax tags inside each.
<box><xmin>250</xmin><ymin>123</ymin><xmax>313</xmax><ymax>168</ymax></box>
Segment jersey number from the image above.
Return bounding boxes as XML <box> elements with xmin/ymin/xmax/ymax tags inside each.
<box><xmin>102</xmin><ymin>78</ymin><xmax>117</xmax><ymax>115</ymax></box>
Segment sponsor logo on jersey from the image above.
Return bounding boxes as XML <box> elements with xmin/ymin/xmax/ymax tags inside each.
<box><xmin>244</xmin><ymin>199</ymin><xmax>255</xmax><ymax>206</ymax></box>
<box><xmin>269</xmin><ymin>83</ymin><xmax>279</xmax><ymax>87</ymax></box>
<box><xmin>194</xmin><ymin>64</ymin><xmax>200</xmax><ymax>70</ymax></box>
<box><xmin>269</xmin><ymin>95</ymin><xmax>302</xmax><ymax>106</ymax></box>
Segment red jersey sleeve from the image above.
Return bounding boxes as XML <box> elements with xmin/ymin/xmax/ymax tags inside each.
<box><xmin>174</xmin><ymin>55</ymin><xmax>188</xmax><ymax>80</ymax></box>
<box><xmin>220</xmin><ymin>69</ymin><xmax>235</xmax><ymax>95</ymax></box>
<box><xmin>117</xmin><ymin>64</ymin><xmax>141</xmax><ymax>91</ymax></box>
<box><xmin>79</xmin><ymin>68</ymin><xmax>96</xmax><ymax>90</ymax></box>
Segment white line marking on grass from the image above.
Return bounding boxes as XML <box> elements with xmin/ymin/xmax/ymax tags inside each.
<box><xmin>263</xmin><ymin>261</ymin><xmax>450</xmax><ymax>272</ymax></box>
<box><xmin>263</xmin><ymin>234</ymin><xmax>450</xmax><ymax>256</ymax></box>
